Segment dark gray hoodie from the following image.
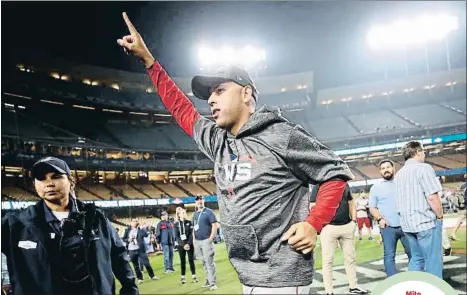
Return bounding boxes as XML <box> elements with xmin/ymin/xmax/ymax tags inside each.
<box><xmin>146</xmin><ymin>61</ymin><xmax>354</xmax><ymax>288</ymax></box>
<box><xmin>193</xmin><ymin>106</ymin><xmax>354</xmax><ymax>287</ymax></box>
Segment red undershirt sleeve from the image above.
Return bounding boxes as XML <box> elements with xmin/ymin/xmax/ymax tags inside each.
<box><xmin>146</xmin><ymin>61</ymin><xmax>200</xmax><ymax>137</ymax></box>
<box><xmin>146</xmin><ymin>61</ymin><xmax>221</xmax><ymax>161</ymax></box>
<box><xmin>306</xmin><ymin>179</ymin><xmax>347</xmax><ymax>234</ymax></box>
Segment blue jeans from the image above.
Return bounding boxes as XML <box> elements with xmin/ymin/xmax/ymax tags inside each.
<box><xmin>404</xmin><ymin>220</ymin><xmax>443</xmax><ymax>278</ymax></box>
<box><xmin>162</xmin><ymin>244</ymin><xmax>174</xmax><ymax>271</ymax></box>
<box><xmin>380</xmin><ymin>226</ymin><xmax>412</xmax><ymax>277</ymax></box>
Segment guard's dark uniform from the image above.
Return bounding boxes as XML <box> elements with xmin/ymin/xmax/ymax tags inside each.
<box><xmin>2</xmin><ymin>199</ymin><xmax>139</xmax><ymax>295</ymax></box>
<box><xmin>1</xmin><ymin>157</ymin><xmax>138</xmax><ymax>295</ymax></box>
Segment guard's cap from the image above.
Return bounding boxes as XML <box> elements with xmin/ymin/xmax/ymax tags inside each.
<box><xmin>31</xmin><ymin>157</ymin><xmax>71</xmax><ymax>180</ymax></box>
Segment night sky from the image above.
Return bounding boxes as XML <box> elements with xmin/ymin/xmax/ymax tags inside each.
<box><xmin>2</xmin><ymin>1</ymin><xmax>466</xmax><ymax>90</ymax></box>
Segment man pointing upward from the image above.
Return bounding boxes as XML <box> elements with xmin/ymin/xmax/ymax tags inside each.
<box><xmin>117</xmin><ymin>12</ymin><xmax>354</xmax><ymax>294</ymax></box>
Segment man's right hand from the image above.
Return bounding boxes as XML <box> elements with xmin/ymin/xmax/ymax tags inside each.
<box><xmin>117</xmin><ymin>12</ymin><xmax>155</xmax><ymax>68</ymax></box>
<box><xmin>379</xmin><ymin>219</ymin><xmax>388</xmax><ymax>228</ymax></box>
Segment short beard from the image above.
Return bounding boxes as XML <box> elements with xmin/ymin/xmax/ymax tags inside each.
<box><xmin>382</xmin><ymin>173</ymin><xmax>393</xmax><ymax>180</ymax></box>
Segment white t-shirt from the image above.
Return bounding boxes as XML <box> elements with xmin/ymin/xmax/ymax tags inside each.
<box><xmin>356</xmin><ymin>198</ymin><xmax>369</xmax><ymax>218</ymax></box>
<box><xmin>52</xmin><ymin>211</ymin><xmax>69</xmax><ymax>221</ymax></box>
<box><xmin>127</xmin><ymin>228</ymin><xmax>140</xmax><ymax>251</ymax></box>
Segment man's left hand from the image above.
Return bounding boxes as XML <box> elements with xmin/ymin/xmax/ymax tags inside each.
<box><xmin>281</xmin><ymin>222</ymin><xmax>317</xmax><ymax>254</ymax></box>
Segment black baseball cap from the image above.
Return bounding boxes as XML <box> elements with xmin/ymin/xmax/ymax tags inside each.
<box><xmin>195</xmin><ymin>196</ymin><xmax>204</xmax><ymax>201</ymax></box>
<box><xmin>161</xmin><ymin>211</ymin><xmax>168</xmax><ymax>216</ymax></box>
<box><xmin>31</xmin><ymin>157</ymin><xmax>71</xmax><ymax>180</ymax></box>
<box><xmin>191</xmin><ymin>66</ymin><xmax>259</xmax><ymax>101</ymax></box>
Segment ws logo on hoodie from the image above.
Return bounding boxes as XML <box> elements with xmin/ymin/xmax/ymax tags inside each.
<box><xmin>221</xmin><ymin>154</ymin><xmax>256</xmax><ymax>182</ymax></box>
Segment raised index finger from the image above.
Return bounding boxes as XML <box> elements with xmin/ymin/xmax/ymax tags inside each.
<box><xmin>123</xmin><ymin>12</ymin><xmax>138</xmax><ymax>35</ymax></box>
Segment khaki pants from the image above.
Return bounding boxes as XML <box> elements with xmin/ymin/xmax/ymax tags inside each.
<box><xmin>193</xmin><ymin>239</ymin><xmax>216</xmax><ymax>285</ymax></box>
<box><xmin>442</xmin><ymin>227</ymin><xmax>451</xmax><ymax>250</ymax></box>
<box><xmin>320</xmin><ymin>221</ymin><xmax>358</xmax><ymax>294</ymax></box>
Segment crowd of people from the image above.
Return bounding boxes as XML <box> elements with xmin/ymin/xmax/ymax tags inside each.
<box><xmin>306</xmin><ymin>143</ymin><xmax>466</xmax><ymax>295</ymax></box>
<box><xmin>1</xmin><ymin>12</ymin><xmax>465</xmax><ymax>295</ymax></box>
<box><xmin>116</xmin><ymin>196</ymin><xmax>222</xmax><ymax>291</ymax></box>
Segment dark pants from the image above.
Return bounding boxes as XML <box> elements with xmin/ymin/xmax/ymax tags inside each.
<box><xmin>178</xmin><ymin>245</ymin><xmax>196</xmax><ymax>276</ymax></box>
<box><xmin>60</xmin><ymin>277</ymin><xmax>93</xmax><ymax>294</ymax></box>
<box><xmin>380</xmin><ymin>226</ymin><xmax>411</xmax><ymax>277</ymax></box>
<box><xmin>129</xmin><ymin>250</ymin><xmax>154</xmax><ymax>280</ymax></box>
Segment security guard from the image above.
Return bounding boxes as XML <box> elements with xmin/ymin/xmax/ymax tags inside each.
<box><xmin>1</xmin><ymin>157</ymin><xmax>139</xmax><ymax>295</ymax></box>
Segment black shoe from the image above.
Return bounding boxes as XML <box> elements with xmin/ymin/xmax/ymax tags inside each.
<box><xmin>350</xmin><ymin>287</ymin><xmax>369</xmax><ymax>294</ymax></box>
<box><xmin>444</xmin><ymin>247</ymin><xmax>452</xmax><ymax>256</ymax></box>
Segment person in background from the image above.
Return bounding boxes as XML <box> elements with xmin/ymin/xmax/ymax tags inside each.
<box><xmin>369</xmin><ymin>159</ymin><xmax>411</xmax><ymax>277</ymax></box>
<box><xmin>310</xmin><ymin>184</ymin><xmax>368</xmax><ymax>294</ymax></box>
<box><xmin>1</xmin><ymin>253</ymin><xmax>11</xmax><ymax>295</ymax></box>
<box><xmin>144</xmin><ymin>232</ymin><xmax>155</xmax><ymax>254</ymax></box>
<box><xmin>2</xmin><ymin>157</ymin><xmax>138</xmax><ymax>294</ymax></box>
<box><xmin>356</xmin><ymin>195</ymin><xmax>373</xmax><ymax>241</ymax></box>
<box><xmin>395</xmin><ymin>141</ymin><xmax>444</xmax><ymax>278</ymax></box>
<box><xmin>156</xmin><ymin>212</ymin><xmax>176</xmax><ymax>274</ymax></box>
<box><xmin>442</xmin><ymin>227</ymin><xmax>453</xmax><ymax>256</ymax></box>
<box><xmin>175</xmin><ymin>207</ymin><xmax>198</xmax><ymax>284</ymax></box>
<box><xmin>450</xmin><ymin>181</ymin><xmax>467</xmax><ymax>241</ymax></box>
<box><xmin>123</xmin><ymin>218</ymin><xmax>160</xmax><ymax>283</ymax></box>
<box><xmin>192</xmin><ymin>196</ymin><xmax>219</xmax><ymax>291</ymax></box>
<box><xmin>149</xmin><ymin>227</ymin><xmax>158</xmax><ymax>253</ymax></box>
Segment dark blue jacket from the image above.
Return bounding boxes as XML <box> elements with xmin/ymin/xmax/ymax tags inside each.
<box><xmin>122</xmin><ymin>227</ymin><xmax>148</xmax><ymax>254</ymax></box>
<box><xmin>1</xmin><ymin>199</ymin><xmax>138</xmax><ymax>295</ymax></box>
<box><xmin>155</xmin><ymin>220</ymin><xmax>175</xmax><ymax>246</ymax></box>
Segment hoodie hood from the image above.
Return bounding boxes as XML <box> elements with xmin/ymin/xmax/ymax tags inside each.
<box><xmin>231</xmin><ymin>105</ymin><xmax>287</xmax><ymax>139</ymax></box>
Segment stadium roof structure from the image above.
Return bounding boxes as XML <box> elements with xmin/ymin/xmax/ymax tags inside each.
<box><xmin>18</xmin><ymin>59</ymin><xmax>314</xmax><ymax>98</ymax></box>
<box><xmin>317</xmin><ymin>68</ymin><xmax>465</xmax><ymax>105</ymax></box>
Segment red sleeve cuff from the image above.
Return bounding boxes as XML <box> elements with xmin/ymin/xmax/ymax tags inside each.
<box><xmin>146</xmin><ymin>60</ymin><xmax>161</xmax><ymax>74</ymax></box>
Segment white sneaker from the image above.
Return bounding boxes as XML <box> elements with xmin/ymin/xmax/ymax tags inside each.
<box><xmin>151</xmin><ymin>276</ymin><xmax>160</xmax><ymax>280</ymax></box>
<box><xmin>209</xmin><ymin>285</ymin><xmax>218</xmax><ymax>291</ymax></box>
<box><xmin>202</xmin><ymin>281</ymin><xmax>210</xmax><ymax>288</ymax></box>
<box><xmin>137</xmin><ymin>279</ymin><xmax>143</xmax><ymax>284</ymax></box>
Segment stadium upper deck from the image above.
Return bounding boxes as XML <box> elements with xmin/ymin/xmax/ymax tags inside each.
<box><xmin>2</xmin><ymin>63</ymin><xmax>466</xmax><ymax>152</ymax></box>
<box><xmin>2</xmin><ymin>62</ymin><xmax>465</xmax><ymax>203</ymax></box>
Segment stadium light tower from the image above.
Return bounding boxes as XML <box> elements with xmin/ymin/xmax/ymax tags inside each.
<box><xmin>367</xmin><ymin>13</ymin><xmax>459</xmax><ymax>76</ymax></box>
<box><xmin>197</xmin><ymin>45</ymin><xmax>266</xmax><ymax>77</ymax></box>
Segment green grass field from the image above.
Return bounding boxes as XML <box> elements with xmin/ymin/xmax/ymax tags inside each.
<box><xmin>118</xmin><ymin>229</ymin><xmax>466</xmax><ymax>294</ymax></box>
